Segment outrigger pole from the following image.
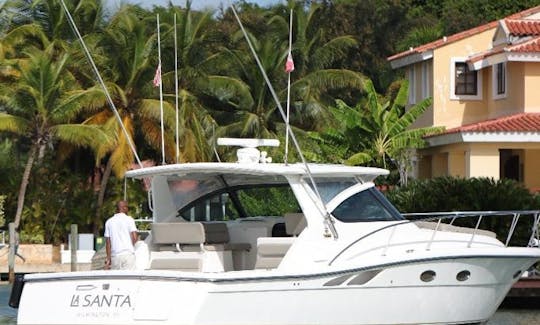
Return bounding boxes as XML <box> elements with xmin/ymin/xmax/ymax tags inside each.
<box><xmin>59</xmin><ymin>0</ymin><xmax>143</xmax><ymax>168</ymax></box>
<box><xmin>174</xmin><ymin>13</ymin><xmax>180</xmax><ymax>164</ymax></box>
<box><xmin>230</xmin><ymin>5</ymin><xmax>338</xmax><ymax>239</ymax></box>
<box><xmin>156</xmin><ymin>14</ymin><xmax>166</xmax><ymax>165</ymax></box>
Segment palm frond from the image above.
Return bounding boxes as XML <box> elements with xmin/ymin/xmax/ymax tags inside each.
<box><xmin>0</xmin><ymin>113</ymin><xmax>30</xmax><ymax>134</ymax></box>
<box><xmin>52</xmin><ymin>124</ymin><xmax>112</xmax><ymax>151</ymax></box>
<box><xmin>346</xmin><ymin>152</ymin><xmax>373</xmax><ymax>166</ymax></box>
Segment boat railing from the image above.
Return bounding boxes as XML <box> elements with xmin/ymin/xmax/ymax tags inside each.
<box><xmin>329</xmin><ymin>210</ymin><xmax>540</xmax><ymax>266</ymax></box>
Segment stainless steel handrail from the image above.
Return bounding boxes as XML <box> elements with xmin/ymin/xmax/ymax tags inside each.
<box><xmin>329</xmin><ymin>210</ymin><xmax>540</xmax><ymax>266</ymax></box>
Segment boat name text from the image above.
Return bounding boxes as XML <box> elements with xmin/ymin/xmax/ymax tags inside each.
<box><xmin>70</xmin><ymin>294</ymin><xmax>131</xmax><ymax>308</ymax></box>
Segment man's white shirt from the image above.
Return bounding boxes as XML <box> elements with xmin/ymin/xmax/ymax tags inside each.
<box><xmin>104</xmin><ymin>212</ymin><xmax>137</xmax><ymax>257</ymax></box>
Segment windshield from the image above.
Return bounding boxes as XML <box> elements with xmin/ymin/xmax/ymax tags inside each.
<box><xmin>304</xmin><ymin>178</ymin><xmax>358</xmax><ymax>204</ymax></box>
<box><xmin>331</xmin><ymin>187</ymin><xmax>403</xmax><ymax>222</ymax></box>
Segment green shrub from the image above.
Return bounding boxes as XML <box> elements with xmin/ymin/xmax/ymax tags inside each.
<box><xmin>385</xmin><ymin>177</ymin><xmax>539</xmax><ymax>213</ymax></box>
<box><xmin>384</xmin><ymin>177</ymin><xmax>540</xmax><ymax>245</ymax></box>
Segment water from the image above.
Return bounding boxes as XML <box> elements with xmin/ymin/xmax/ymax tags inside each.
<box><xmin>0</xmin><ymin>285</ymin><xmax>16</xmax><ymax>324</ymax></box>
<box><xmin>0</xmin><ymin>283</ymin><xmax>538</xmax><ymax>324</ymax></box>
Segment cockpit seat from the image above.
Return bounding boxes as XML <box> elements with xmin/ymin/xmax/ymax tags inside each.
<box><xmin>149</xmin><ymin>222</ymin><xmax>250</xmax><ymax>271</ymax></box>
<box><xmin>254</xmin><ymin>213</ymin><xmax>306</xmax><ymax>269</ymax></box>
<box><xmin>284</xmin><ymin>213</ymin><xmax>306</xmax><ymax>236</ymax></box>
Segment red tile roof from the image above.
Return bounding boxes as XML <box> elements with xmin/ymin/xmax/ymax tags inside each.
<box><xmin>388</xmin><ymin>6</ymin><xmax>540</xmax><ymax>62</ymax></box>
<box><xmin>506</xmin><ymin>19</ymin><xmax>540</xmax><ymax>36</ymax></box>
<box><xmin>387</xmin><ymin>23</ymin><xmax>498</xmax><ymax>61</ymax></box>
<box><xmin>467</xmin><ymin>44</ymin><xmax>506</xmax><ymax>63</ymax></box>
<box><xmin>467</xmin><ymin>36</ymin><xmax>540</xmax><ymax>63</ymax></box>
<box><xmin>441</xmin><ymin>113</ymin><xmax>540</xmax><ymax>135</ymax></box>
<box><xmin>508</xmin><ymin>36</ymin><xmax>540</xmax><ymax>52</ymax></box>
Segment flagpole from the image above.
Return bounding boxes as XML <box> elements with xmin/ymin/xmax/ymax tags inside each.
<box><xmin>157</xmin><ymin>14</ymin><xmax>165</xmax><ymax>165</ymax></box>
<box><xmin>285</xmin><ymin>9</ymin><xmax>293</xmax><ymax>165</ymax></box>
<box><xmin>174</xmin><ymin>13</ymin><xmax>179</xmax><ymax>164</ymax></box>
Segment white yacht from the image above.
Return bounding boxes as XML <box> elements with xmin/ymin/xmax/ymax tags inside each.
<box><xmin>11</xmin><ymin>4</ymin><xmax>540</xmax><ymax>323</ymax></box>
<box><xmin>10</xmin><ymin>139</ymin><xmax>540</xmax><ymax>325</ymax></box>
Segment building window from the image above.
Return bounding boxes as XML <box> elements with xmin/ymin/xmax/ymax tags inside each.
<box><xmin>408</xmin><ymin>66</ymin><xmax>416</xmax><ymax>104</ymax></box>
<box><xmin>493</xmin><ymin>62</ymin><xmax>507</xmax><ymax>99</ymax></box>
<box><xmin>455</xmin><ymin>62</ymin><xmax>477</xmax><ymax>95</ymax></box>
<box><xmin>421</xmin><ymin>61</ymin><xmax>431</xmax><ymax>99</ymax></box>
<box><xmin>450</xmin><ymin>58</ymin><xmax>482</xmax><ymax>100</ymax></box>
<box><xmin>496</xmin><ymin>63</ymin><xmax>505</xmax><ymax>94</ymax></box>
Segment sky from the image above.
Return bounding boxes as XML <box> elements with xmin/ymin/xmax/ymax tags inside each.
<box><xmin>108</xmin><ymin>0</ymin><xmax>283</xmax><ymax>11</ymax></box>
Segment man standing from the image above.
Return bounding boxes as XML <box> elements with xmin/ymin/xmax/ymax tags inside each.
<box><xmin>104</xmin><ymin>201</ymin><xmax>138</xmax><ymax>270</ymax></box>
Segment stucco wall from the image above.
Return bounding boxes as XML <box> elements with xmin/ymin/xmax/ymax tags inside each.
<box><xmin>447</xmin><ymin>151</ymin><xmax>466</xmax><ymax>178</ymax></box>
<box><xmin>488</xmin><ymin>62</ymin><xmax>524</xmax><ymax>117</ymax></box>
<box><xmin>431</xmin><ymin>153</ymin><xmax>448</xmax><ymax>177</ymax></box>
<box><xmin>465</xmin><ymin>145</ymin><xmax>500</xmax><ymax>179</ymax></box>
<box><xmin>524</xmin><ymin>149</ymin><xmax>540</xmax><ymax>191</ymax></box>
<box><xmin>524</xmin><ymin>62</ymin><xmax>540</xmax><ymax>112</ymax></box>
<box><xmin>431</xmin><ymin>29</ymin><xmax>496</xmax><ymax>128</ymax></box>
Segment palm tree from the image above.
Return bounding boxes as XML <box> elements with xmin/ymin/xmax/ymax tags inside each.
<box><xmin>211</xmin><ymin>3</ymin><xmax>365</xmax><ymax>151</ymax></box>
<box><xmin>0</xmin><ymin>47</ymin><xmax>110</xmax><ymax>229</ymax></box>
<box><xmin>83</xmin><ymin>4</ymin><xmax>226</xmax><ymax>232</ymax></box>
<box><xmin>268</xmin><ymin>1</ymin><xmax>364</xmax><ymax>130</ymax></box>
<box><xmin>73</xmin><ymin>5</ymin><xmax>173</xmax><ymax>234</ymax></box>
<box><xmin>2</xmin><ymin>0</ymin><xmax>104</xmax><ymax>54</ymax></box>
<box><xmin>90</xmin><ymin>4</ymin><xmax>221</xmax><ymax>174</ymax></box>
<box><xmin>339</xmin><ymin>79</ymin><xmax>443</xmax><ymax>185</ymax></box>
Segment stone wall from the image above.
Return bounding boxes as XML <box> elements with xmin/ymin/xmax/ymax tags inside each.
<box><xmin>0</xmin><ymin>244</ymin><xmax>59</xmax><ymax>265</ymax></box>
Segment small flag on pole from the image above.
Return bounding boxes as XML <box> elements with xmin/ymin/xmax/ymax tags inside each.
<box><xmin>285</xmin><ymin>51</ymin><xmax>294</xmax><ymax>73</ymax></box>
<box><xmin>153</xmin><ymin>63</ymin><xmax>161</xmax><ymax>87</ymax></box>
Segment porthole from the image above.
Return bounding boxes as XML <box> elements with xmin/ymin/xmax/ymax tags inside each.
<box><xmin>420</xmin><ymin>270</ymin><xmax>436</xmax><ymax>282</ymax></box>
<box><xmin>456</xmin><ymin>270</ymin><xmax>471</xmax><ymax>282</ymax></box>
<box><xmin>513</xmin><ymin>270</ymin><xmax>522</xmax><ymax>279</ymax></box>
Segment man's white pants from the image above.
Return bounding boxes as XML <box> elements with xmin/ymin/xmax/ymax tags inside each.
<box><xmin>111</xmin><ymin>253</ymin><xmax>135</xmax><ymax>270</ymax></box>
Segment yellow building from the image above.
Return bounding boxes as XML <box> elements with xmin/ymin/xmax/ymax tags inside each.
<box><xmin>388</xmin><ymin>6</ymin><xmax>540</xmax><ymax>192</ymax></box>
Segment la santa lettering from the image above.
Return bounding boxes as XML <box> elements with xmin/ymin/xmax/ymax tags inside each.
<box><xmin>70</xmin><ymin>294</ymin><xmax>131</xmax><ymax>308</ymax></box>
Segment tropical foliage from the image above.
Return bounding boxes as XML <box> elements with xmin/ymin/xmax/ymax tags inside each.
<box><xmin>0</xmin><ymin>0</ymin><xmax>535</xmax><ymax>242</ymax></box>
<box><xmin>308</xmin><ymin>79</ymin><xmax>442</xmax><ymax>185</ymax></box>
<box><xmin>0</xmin><ymin>46</ymin><xmax>110</xmax><ymax>231</ymax></box>
<box><xmin>386</xmin><ymin>177</ymin><xmax>540</xmax><ymax>213</ymax></box>
<box><xmin>385</xmin><ymin>177</ymin><xmax>540</xmax><ymax>244</ymax></box>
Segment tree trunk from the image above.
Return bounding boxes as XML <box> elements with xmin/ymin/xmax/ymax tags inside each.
<box><xmin>93</xmin><ymin>158</ymin><xmax>113</xmax><ymax>236</ymax></box>
<box><xmin>14</xmin><ymin>143</ymin><xmax>39</xmax><ymax>229</ymax></box>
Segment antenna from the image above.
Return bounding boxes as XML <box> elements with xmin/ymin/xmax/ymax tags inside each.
<box><xmin>217</xmin><ymin>138</ymin><xmax>279</xmax><ymax>164</ymax></box>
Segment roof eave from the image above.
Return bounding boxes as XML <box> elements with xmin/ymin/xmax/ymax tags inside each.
<box><xmin>469</xmin><ymin>52</ymin><xmax>508</xmax><ymax>70</ymax></box>
<box><xmin>389</xmin><ymin>50</ymin><xmax>433</xmax><ymax>69</ymax></box>
<box><xmin>425</xmin><ymin>131</ymin><xmax>540</xmax><ymax>147</ymax></box>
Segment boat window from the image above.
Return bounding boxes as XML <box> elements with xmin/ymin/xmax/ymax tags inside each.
<box><xmin>331</xmin><ymin>188</ymin><xmax>403</xmax><ymax>222</ymax></box>
<box><xmin>304</xmin><ymin>178</ymin><xmax>358</xmax><ymax>204</ymax></box>
<box><xmin>232</xmin><ymin>186</ymin><xmax>300</xmax><ymax>218</ymax></box>
<box><xmin>168</xmin><ymin>177</ymin><xmax>223</xmax><ymax>213</ymax></box>
<box><xmin>178</xmin><ymin>185</ymin><xmax>301</xmax><ymax>221</ymax></box>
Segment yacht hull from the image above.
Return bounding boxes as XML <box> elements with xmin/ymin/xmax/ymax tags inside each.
<box><xmin>15</xmin><ymin>255</ymin><xmax>537</xmax><ymax>325</ymax></box>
